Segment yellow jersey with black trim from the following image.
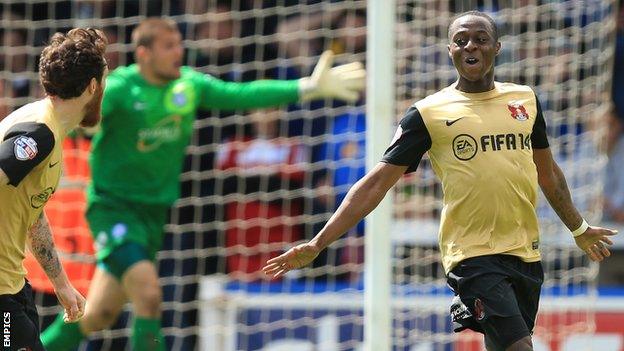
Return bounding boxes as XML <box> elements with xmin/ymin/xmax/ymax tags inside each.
<box><xmin>382</xmin><ymin>82</ymin><xmax>549</xmax><ymax>273</ymax></box>
<box><xmin>0</xmin><ymin>100</ymin><xmax>63</xmax><ymax>294</ymax></box>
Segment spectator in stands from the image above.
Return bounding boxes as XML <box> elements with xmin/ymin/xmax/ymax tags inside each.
<box><xmin>102</xmin><ymin>26</ymin><xmax>121</xmax><ymax>70</ymax></box>
<box><xmin>2</xmin><ymin>27</ymin><xmax>28</xmax><ymax>73</ymax></box>
<box><xmin>191</xmin><ymin>0</ymin><xmax>269</xmax><ymax>81</ymax></box>
<box><xmin>74</xmin><ymin>0</ymin><xmax>116</xmax><ymax>19</ymax></box>
<box><xmin>316</xmin><ymin>106</ymin><xmax>366</xmax><ymax>278</ymax></box>
<box><xmin>329</xmin><ymin>8</ymin><xmax>366</xmax><ymax>58</ymax></box>
<box><xmin>275</xmin><ymin>3</ymin><xmax>365</xmax><ymax>80</ymax></box>
<box><xmin>193</xmin><ymin>2</ymin><xmax>239</xmax><ymax>70</ymax></box>
<box><xmin>604</xmin><ymin>2</ymin><xmax>624</xmax><ymax>223</ymax></box>
<box><xmin>1</xmin><ymin>15</ymin><xmax>31</xmax><ymax>101</ymax></box>
<box><xmin>217</xmin><ymin>107</ymin><xmax>308</xmax><ymax>280</ymax></box>
<box><xmin>0</xmin><ymin>79</ymin><xmax>9</xmax><ymax>119</ymax></box>
<box><xmin>274</xmin><ymin>5</ymin><xmax>368</xmax><ymax>280</ymax></box>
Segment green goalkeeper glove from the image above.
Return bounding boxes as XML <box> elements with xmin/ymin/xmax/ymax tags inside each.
<box><xmin>299</xmin><ymin>50</ymin><xmax>366</xmax><ymax>103</ymax></box>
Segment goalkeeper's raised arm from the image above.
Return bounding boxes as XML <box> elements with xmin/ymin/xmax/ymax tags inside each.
<box><xmin>200</xmin><ymin>50</ymin><xmax>365</xmax><ymax>109</ymax></box>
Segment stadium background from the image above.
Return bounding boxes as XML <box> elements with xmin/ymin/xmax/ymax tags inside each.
<box><xmin>0</xmin><ymin>0</ymin><xmax>623</xmax><ymax>350</ymax></box>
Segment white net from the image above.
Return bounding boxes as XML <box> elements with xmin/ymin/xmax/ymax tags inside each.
<box><xmin>0</xmin><ymin>0</ymin><xmax>616</xmax><ymax>350</ymax></box>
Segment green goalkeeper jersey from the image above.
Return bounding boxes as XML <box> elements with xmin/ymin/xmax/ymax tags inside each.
<box><xmin>88</xmin><ymin>64</ymin><xmax>300</xmax><ymax>206</ymax></box>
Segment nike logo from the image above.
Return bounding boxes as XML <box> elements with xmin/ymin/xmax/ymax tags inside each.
<box><xmin>445</xmin><ymin>117</ymin><xmax>466</xmax><ymax>126</ymax></box>
<box><xmin>49</xmin><ymin>161</ymin><xmax>59</xmax><ymax>168</ymax></box>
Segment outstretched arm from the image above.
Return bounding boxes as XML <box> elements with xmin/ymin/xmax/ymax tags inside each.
<box><xmin>27</xmin><ymin>213</ymin><xmax>85</xmax><ymax>322</ymax></box>
<box><xmin>263</xmin><ymin>162</ymin><xmax>407</xmax><ymax>278</ymax></box>
<box><xmin>533</xmin><ymin>148</ymin><xmax>617</xmax><ymax>261</ymax></box>
<box><xmin>200</xmin><ymin>51</ymin><xmax>365</xmax><ymax>110</ymax></box>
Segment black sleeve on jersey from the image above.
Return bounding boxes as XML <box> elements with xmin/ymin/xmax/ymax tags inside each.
<box><xmin>531</xmin><ymin>94</ymin><xmax>550</xmax><ymax>149</ymax></box>
<box><xmin>381</xmin><ymin>106</ymin><xmax>432</xmax><ymax>173</ymax></box>
<box><xmin>0</xmin><ymin>122</ymin><xmax>55</xmax><ymax>186</ymax></box>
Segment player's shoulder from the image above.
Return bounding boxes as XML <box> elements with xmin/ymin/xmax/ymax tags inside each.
<box><xmin>411</xmin><ymin>85</ymin><xmax>458</xmax><ymax>113</ymax></box>
<box><xmin>106</xmin><ymin>64</ymin><xmax>142</xmax><ymax>87</ymax></box>
<box><xmin>0</xmin><ymin>101</ymin><xmax>56</xmax><ymax>143</ymax></box>
<box><xmin>1</xmin><ymin>101</ymin><xmax>50</xmax><ymax>128</ymax></box>
<box><xmin>179</xmin><ymin>66</ymin><xmax>205</xmax><ymax>80</ymax></box>
<box><xmin>495</xmin><ymin>81</ymin><xmax>536</xmax><ymax>96</ymax></box>
<box><xmin>108</xmin><ymin>64</ymin><xmax>135</xmax><ymax>79</ymax></box>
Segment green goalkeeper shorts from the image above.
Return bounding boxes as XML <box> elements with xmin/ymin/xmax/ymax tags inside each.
<box><xmin>86</xmin><ymin>197</ymin><xmax>168</xmax><ymax>278</ymax></box>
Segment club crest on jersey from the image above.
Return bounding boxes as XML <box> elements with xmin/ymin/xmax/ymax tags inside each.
<box><xmin>507</xmin><ymin>101</ymin><xmax>529</xmax><ymax>121</ymax></box>
<box><xmin>13</xmin><ymin>136</ymin><xmax>38</xmax><ymax>161</ymax></box>
<box><xmin>164</xmin><ymin>81</ymin><xmax>196</xmax><ymax>115</ymax></box>
<box><xmin>173</xmin><ymin>92</ymin><xmax>187</xmax><ymax>107</ymax></box>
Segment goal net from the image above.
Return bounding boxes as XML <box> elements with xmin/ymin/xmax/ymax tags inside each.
<box><xmin>0</xmin><ymin>0</ymin><xmax>616</xmax><ymax>350</ymax></box>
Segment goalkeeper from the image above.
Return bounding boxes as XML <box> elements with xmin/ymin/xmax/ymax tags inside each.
<box><xmin>41</xmin><ymin>17</ymin><xmax>364</xmax><ymax>351</ymax></box>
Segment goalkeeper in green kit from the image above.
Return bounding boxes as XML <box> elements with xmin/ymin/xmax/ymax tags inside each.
<box><xmin>41</xmin><ymin>18</ymin><xmax>364</xmax><ymax>351</ymax></box>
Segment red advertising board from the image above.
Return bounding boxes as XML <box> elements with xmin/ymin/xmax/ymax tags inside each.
<box><xmin>456</xmin><ymin>312</ymin><xmax>624</xmax><ymax>351</ymax></box>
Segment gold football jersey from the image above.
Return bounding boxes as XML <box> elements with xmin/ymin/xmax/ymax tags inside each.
<box><xmin>0</xmin><ymin>100</ymin><xmax>63</xmax><ymax>294</ymax></box>
<box><xmin>383</xmin><ymin>82</ymin><xmax>549</xmax><ymax>273</ymax></box>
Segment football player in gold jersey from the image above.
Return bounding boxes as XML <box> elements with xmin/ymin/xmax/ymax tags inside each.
<box><xmin>0</xmin><ymin>28</ymin><xmax>107</xmax><ymax>350</ymax></box>
<box><xmin>264</xmin><ymin>10</ymin><xmax>617</xmax><ymax>351</ymax></box>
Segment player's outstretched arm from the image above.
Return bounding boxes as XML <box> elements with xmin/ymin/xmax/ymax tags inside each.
<box><xmin>533</xmin><ymin>148</ymin><xmax>617</xmax><ymax>261</ymax></box>
<box><xmin>200</xmin><ymin>50</ymin><xmax>365</xmax><ymax>110</ymax></box>
<box><xmin>263</xmin><ymin>162</ymin><xmax>407</xmax><ymax>278</ymax></box>
<box><xmin>27</xmin><ymin>213</ymin><xmax>85</xmax><ymax>323</ymax></box>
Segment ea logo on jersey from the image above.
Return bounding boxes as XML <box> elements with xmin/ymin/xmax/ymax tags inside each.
<box><xmin>452</xmin><ymin>134</ymin><xmax>477</xmax><ymax>161</ymax></box>
<box><xmin>13</xmin><ymin>136</ymin><xmax>38</xmax><ymax>161</ymax></box>
<box><xmin>507</xmin><ymin>101</ymin><xmax>529</xmax><ymax>121</ymax></box>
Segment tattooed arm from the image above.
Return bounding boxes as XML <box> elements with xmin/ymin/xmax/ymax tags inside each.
<box><xmin>27</xmin><ymin>213</ymin><xmax>63</xmax><ymax>281</ymax></box>
<box><xmin>533</xmin><ymin>148</ymin><xmax>617</xmax><ymax>261</ymax></box>
<box><xmin>27</xmin><ymin>212</ymin><xmax>85</xmax><ymax>322</ymax></box>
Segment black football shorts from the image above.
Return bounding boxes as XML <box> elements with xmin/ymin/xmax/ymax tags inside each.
<box><xmin>0</xmin><ymin>280</ymin><xmax>44</xmax><ymax>351</ymax></box>
<box><xmin>447</xmin><ymin>254</ymin><xmax>544</xmax><ymax>351</ymax></box>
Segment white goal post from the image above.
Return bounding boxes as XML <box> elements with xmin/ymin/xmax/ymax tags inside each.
<box><xmin>365</xmin><ymin>0</ymin><xmax>395</xmax><ymax>350</ymax></box>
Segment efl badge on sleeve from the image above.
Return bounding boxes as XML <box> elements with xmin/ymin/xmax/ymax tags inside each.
<box><xmin>14</xmin><ymin>136</ymin><xmax>38</xmax><ymax>161</ymax></box>
<box><xmin>507</xmin><ymin>101</ymin><xmax>529</xmax><ymax>121</ymax></box>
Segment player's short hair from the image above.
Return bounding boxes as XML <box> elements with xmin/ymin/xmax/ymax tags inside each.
<box><xmin>448</xmin><ymin>10</ymin><xmax>499</xmax><ymax>42</ymax></box>
<box><xmin>39</xmin><ymin>28</ymin><xmax>108</xmax><ymax>99</ymax></box>
<box><xmin>132</xmin><ymin>17</ymin><xmax>179</xmax><ymax>48</ymax></box>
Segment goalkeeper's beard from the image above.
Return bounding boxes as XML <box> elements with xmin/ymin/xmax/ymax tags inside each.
<box><xmin>80</xmin><ymin>83</ymin><xmax>103</xmax><ymax>128</ymax></box>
